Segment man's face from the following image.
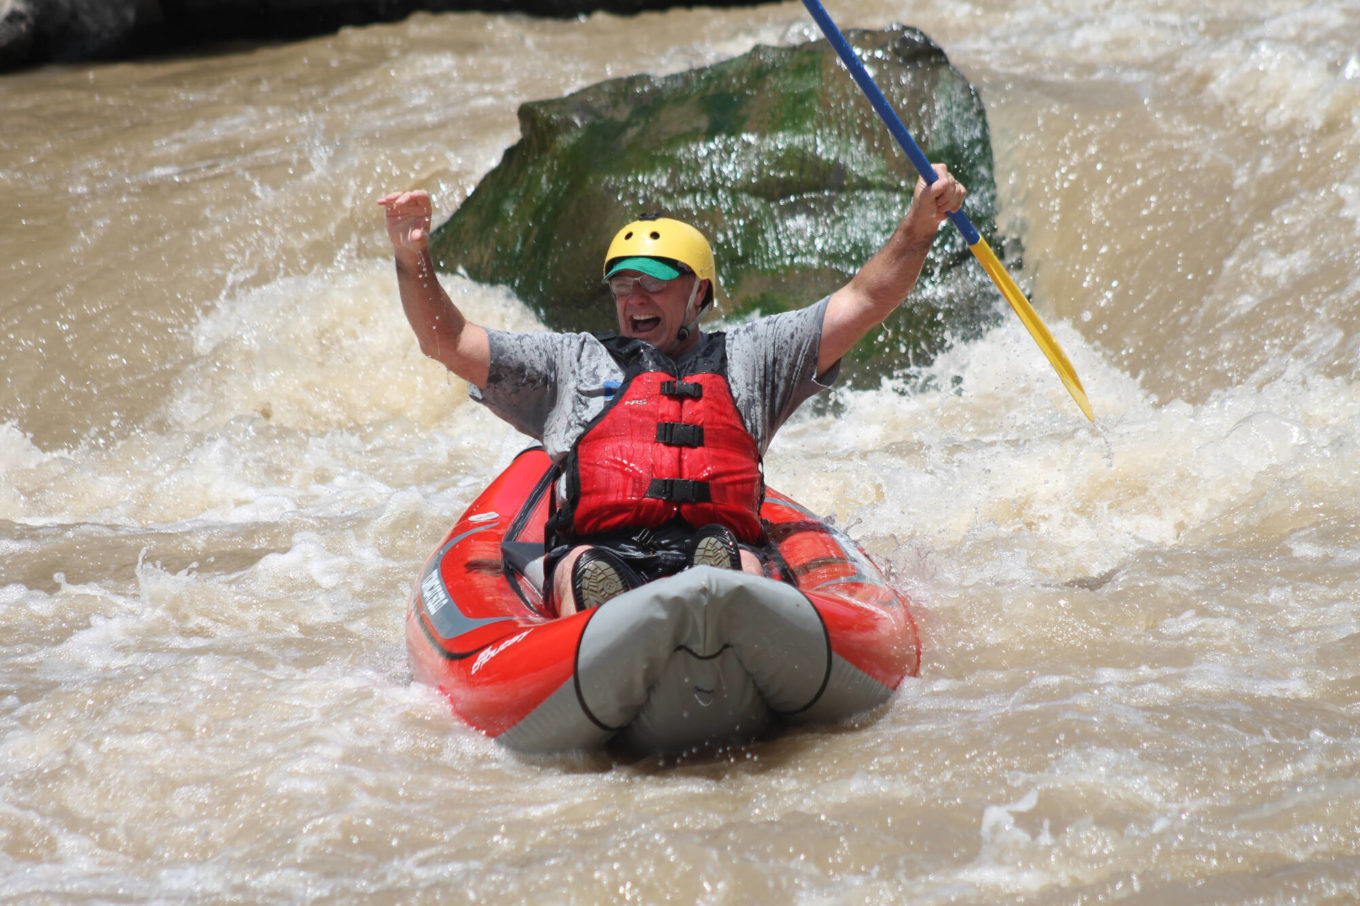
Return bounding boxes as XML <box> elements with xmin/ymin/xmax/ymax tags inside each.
<box><xmin>609</xmin><ymin>271</ymin><xmax>704</xmax><ymax>354</ymax></box>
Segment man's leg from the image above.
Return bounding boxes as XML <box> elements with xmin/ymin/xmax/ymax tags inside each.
<box><xmin>551</xmin><ymin>545</ymin><xmax>642</xmax><ymax>616</ymax></box>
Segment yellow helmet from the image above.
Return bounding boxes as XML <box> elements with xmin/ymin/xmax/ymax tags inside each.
<box><xmin>603</xmin><ymin>216</ymin><xmax>717</xmax><ymax>308</ymax></box>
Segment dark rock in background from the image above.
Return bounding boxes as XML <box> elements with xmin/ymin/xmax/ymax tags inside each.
<box><xmin>0</xmin><ymin>0</ymin><xmax>769</xmax><ymax>72</ymax></box>
<box><xmin>0</xmin><ymin>1</ymin><xmax>37</xmax><ymax>71</ymax></box>
<box><xmin>430</xmin><ymin>25</ymin><xmax>1008</xmax><ymax>385</ymax></box>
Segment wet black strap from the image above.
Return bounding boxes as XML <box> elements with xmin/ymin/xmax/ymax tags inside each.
<box><xmin>646</xmin><ymin>478</ymin><xmax>711</xmax><ymax>503</ymax></box>
<box><xmin>655</xmin><ymin>422</ymin><xmax>704</xmax><ymax>447</ymax></box>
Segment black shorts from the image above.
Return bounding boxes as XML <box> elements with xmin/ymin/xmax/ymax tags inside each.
<box><xmin>544</xmin><ymin>520</ymin><xmax>772</xmax><ymax>588</ymax></box>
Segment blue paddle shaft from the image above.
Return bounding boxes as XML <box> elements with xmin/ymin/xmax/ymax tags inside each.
<box><xmin>801</xmin><ymin>0</ymin><xmax>982</xmax><ymax>246</ymax></box>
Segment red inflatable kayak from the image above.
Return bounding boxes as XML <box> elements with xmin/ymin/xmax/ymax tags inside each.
<box><xmin>406</xmin><ymin>447</ymin><xmax>920</xmax><ymax>753</ymax></box>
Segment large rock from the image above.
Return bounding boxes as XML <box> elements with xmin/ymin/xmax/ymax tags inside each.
<box><xmin>431</xmin><ymin>25</ymin><xmax>1008</xmax><ymax>384</ymax></box>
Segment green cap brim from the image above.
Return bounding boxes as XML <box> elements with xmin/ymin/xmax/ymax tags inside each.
<box><xmin>604</xmin><ymin>256</ymin><xmax>683</xmax><ymax>281</ymax></box>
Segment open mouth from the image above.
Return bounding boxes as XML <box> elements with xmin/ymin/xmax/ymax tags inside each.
<box><xmin>629</xmin><ymin>315</ymin><xmax>662</xmax><ymax>334</ymax></box>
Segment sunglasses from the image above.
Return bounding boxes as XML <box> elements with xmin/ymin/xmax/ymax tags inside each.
<box><xmin>606</xmin><ymin>273</ymin><xmax>674</xmax><ymax>299</ymax></box>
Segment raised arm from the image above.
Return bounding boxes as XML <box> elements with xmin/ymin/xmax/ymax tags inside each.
<box><xmin>818</xmin><ymin>165</ymin><xmax>967</xmax><ymax>375</ymax></box>
<box><xmin>379</xmin><ymin>190</ymin><xmax>491</xmax><ymax>388</ymax></box>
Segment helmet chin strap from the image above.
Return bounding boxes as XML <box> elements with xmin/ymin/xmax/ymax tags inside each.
<box><xmin>667</xmin><ymin>276</ymin><xmax>704</xmax><ymax>355</ymax></box>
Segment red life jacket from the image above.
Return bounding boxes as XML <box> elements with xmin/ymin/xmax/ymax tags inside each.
<box><xmin>554</xmin><ymin>335</ymin><xmax>765</xmax><ymax>544</ymax></box>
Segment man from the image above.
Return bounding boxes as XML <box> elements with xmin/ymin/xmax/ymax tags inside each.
<box><xmin>380</xmin><ymin>166</ymin><xmax>965</xmax><ymax>615</ymax></box>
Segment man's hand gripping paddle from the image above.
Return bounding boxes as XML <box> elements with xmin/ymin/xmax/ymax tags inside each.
<box><xmin>801</xmin><ymin>0</ymin><xmax>1095</xmax><ymax>421</ymax></box>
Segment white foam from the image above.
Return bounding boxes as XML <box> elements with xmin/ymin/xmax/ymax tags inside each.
<box><xmin>175</xmin><ymin>262</ymin><xmax>540</xmax><ymax>435</ymax></box>
<box><xmin>769</xmin><ymin>304</ymin><xmax>1360</xmax><ymax>594</ymax></box>
<box><xmin>1191</xmin><ymin>5</ymin><xmax>1360</xmax><ymax>135</ymax></box>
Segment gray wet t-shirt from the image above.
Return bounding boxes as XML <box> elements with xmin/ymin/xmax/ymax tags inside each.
<box><xmin>471</xmin><ymin>296</ymin><xmax>839</xmax><ymax>462</ymax></box>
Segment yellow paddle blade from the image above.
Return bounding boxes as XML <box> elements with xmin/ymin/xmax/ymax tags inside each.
<box><xmin>967</xmin><ymin>236</ymin><xmax>1094</xmax><ymax>421</ymax></box>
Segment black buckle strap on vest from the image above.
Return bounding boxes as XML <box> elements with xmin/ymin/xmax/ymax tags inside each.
<box><xmin>660</xmin><ymin>379</ymin><xmax>703</xmax><ymax>399</ymax></box>
<box><xmin>655</xmin><ymin>422</ymin><xmax>704</xmax><ymax>447</ymax></box>
<box><xmin>646</xmin><ymin>478</ymin><xmax>711</xmax><ymax>503</ymax></box>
